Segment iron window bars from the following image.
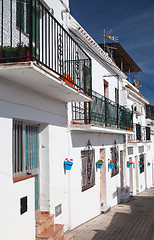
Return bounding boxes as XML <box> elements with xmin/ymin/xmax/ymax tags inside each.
<box><xmin>81</xmin><ymin>141</ymin><xmax>95</xmax><ymax>191</ymax></box>
<box><xmin>0</xmin><ymin>0</ymin><xmax>92</xmax><ymax>96</ymax></box>
<box><xmin>12</xmin><ymin>120</ymin><xmax>39</xmax><ymax>177</ymax></box>
<box><xmin>127</xmin><ymin>124</ymin><xmax>151</xmax><ymax>142</ymax></box>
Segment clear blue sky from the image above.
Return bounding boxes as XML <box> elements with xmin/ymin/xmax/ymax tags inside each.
<box><xmin>70</xmin><ymin>0</ymin><xmax>154</xmax><ymax>105</ymax></box>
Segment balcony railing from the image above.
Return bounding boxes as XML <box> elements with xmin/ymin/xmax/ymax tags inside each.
<box><xmin>127</xmin><ymin>124</ymin><xmax>151</xmax><ymax>142</ymax></box>
<box><xmin>72</xmin><ymin>91</ymin><xmax>133</xmax><ymax>131</ymax></box>
<box><xmin>0</xmin><ymin>0</ymin><xmax>92</xmax><ymax>96</ymax></box>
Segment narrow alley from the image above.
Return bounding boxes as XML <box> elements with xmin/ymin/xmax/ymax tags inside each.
<box><xmin>69</xmin><ymin>188</ymin><xmax>154</xmax><ymax>240</ymax></box>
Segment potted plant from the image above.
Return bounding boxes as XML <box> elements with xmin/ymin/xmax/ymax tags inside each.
<box><xmin>64</xmin><ymin>158</ymin><xmax>73</xmax><ymax>170</ymax></box>
<box><xmin>138</xmin><ymin>161</ymin><xmax>142</xmax><ymax>168</ymax></box>
<box><xmin>17</xmin><ymin>43</ymin><xmax>29</xmax><ymax>61</ymax></box>
<box><xmin>108</xmin><ymin>158</ymin><xmax>115</xmax><ymax>169</ymax></box>
<box><xmin>96</xmin><ymin>159</ymin><xmax>104</xmax><ymax>169</ymax></box>
<box><xmin>126</xmin><ymin>161</ymin><xmax>133</xmax><ymax>168</ymax></box>
<box><xmin>0</xmin><ymin>46</ymin><xmax>18</xmax><ymax>62</ymax></box>
<box><xmin>147</xmin><ymin>161</ymin><xmax>150</xmax><ymax>166</ymax></box>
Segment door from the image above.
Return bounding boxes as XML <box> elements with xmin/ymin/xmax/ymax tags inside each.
<box><xmin>144</xmin><ymin>154</ymin><xmax>147</xmax><ymax>189</ymax></box>
<box><xmin>25</xmin><ymin>124</ymin><xmax>39</xmax><ymax>211</ymax></box>
<box><xmin>120</xmin><ymin>150</ymin><xmax>124</xmax><ymax>195</ymax></box>
<box><xmin>135</xmin><ymin>156</ymin><xmax>139</xmax><ymax>193</ymax></box>
<box><xmin>100</xmin><ymin>148</ymin><xmax>106</xmax><ymax>205</ymax></box>
<box><xmin>129</xmin><ymin>157</ymin><xmax>133</xmax><ymax>195</ymax></box>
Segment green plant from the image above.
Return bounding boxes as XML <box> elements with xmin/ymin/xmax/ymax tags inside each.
<box><xmin>108</xmin><ymin>158</ymin><xmax>116</xmax><ymax>164</ymax></box>
<box><xmin>97</xmin><ymin>159</ymin><xmax>104</xmax><ymax>163</ymax></box>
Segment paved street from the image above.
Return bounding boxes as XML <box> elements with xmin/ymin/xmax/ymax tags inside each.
<box><xmin>69</xmin><ymin>188</ymin><xmax>154</xmax><ymax>240</ymax></box>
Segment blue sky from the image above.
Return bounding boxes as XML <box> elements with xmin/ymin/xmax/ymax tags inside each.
<box><xmin>70</xmin><ymin>0</ymin><xmax>154</xmax><ymax>105</ymax></box>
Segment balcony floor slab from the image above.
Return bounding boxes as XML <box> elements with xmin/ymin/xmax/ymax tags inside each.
<box><xmin>69</xmin><ymin>123</ymin><xmax>133</xmax><ymax>135</ymax></box>
<box><xmin>0</xmin><ymin>62</ymin><xmax>92</xmax><ymax>103</ymax></box>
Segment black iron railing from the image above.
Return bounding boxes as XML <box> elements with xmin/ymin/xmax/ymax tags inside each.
<box><xmin>0</xmin><ymin>0</ymin><xmax>92</xmax><ymax>96</ymax></box>
<box><xmin>128</xmin><ymin>124</ymin><xmax>151</xmax><ymax>142</ymax></box>
<box><xmin>72</xmin><ymin>91</ymin><xmax>133</xmax><ymax>131</ymax></box>
<box><xmin>146</xmin><ymin>126</ymin><xmax>151</xmax><ymax>140</ymax></box>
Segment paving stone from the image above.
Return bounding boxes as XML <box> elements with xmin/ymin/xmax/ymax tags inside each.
<box><xmin>69</xmin><ymin>188</ymin><xmax>154</xmax><ymax>240</ymax></box>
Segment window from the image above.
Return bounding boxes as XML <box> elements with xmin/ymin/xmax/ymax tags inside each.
<box><xmin>104</xmin><ymin>80</ymin><xmax>108</xmax><ymax>98</ymax></box>
<box><xmin>146</xmin><ymin>127</ymin><xmax>150</xmax><ymax>141</ymax></box>
<box><xmin>136</xmin><ymin>124</ymin><xmax>141</xmax><ymax>141</ymax></box>
<box><xmin>139</xmin><ymin>154</ymin><xmax>144</xmax><ymax>174</ymax></box>
<box><xmin>81</xmin><ymin>149</ymin><xmax>95</xmax><ymax>191</ymax></box>
<box><xmin>16</xmin><ymin>0</ymin><xmax>40</xmax><ymax>48</ymax></box>
<box><xmin>111</xmin><ymin>145</ymin><xmax>119</xmax><ymax>177</ymax></box>
<box><xmin>12</xmin><ymin>120</ymin><xmax>39</xmax><ymax>177</ymax></box>
<box><xmin>16</xmin><ymin>0</ymin><xmax>30</xmax><ymax>34</ymax></box>
<box><xmin>115</xmin><ymin>88</ymin><xmax>119</xmax><ymax>104</ymax></box>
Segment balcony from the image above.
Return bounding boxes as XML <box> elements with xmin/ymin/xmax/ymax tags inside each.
<box><xmin>0</xmin><ymin>0</ymin><xmax>92</xmax><ymax>102</ymax></box>
<box><xmin>71</xmin><ymin>91</ymin><xmax>133</xmax><ymax>133</ymax></box>
<box><xmin>128</xmin><ymin>124</ymin><xmax>151</xmax><ymax>142</ymax></box>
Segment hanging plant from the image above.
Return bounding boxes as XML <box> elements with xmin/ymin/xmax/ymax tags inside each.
<box><xmin>64</xmin><ymin>158</ymin><xmax>73</xmax><ymax>170</ymax></box>
<box><xmin>96</xmin><ymin>159</ymin><xmax>104</xmax><ymax>169</ymax></box>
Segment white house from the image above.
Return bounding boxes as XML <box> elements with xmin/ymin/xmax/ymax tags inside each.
<box><xmin>103</xmin><ymin>43</ymin><xmax>153</xmax><ymax>199</ymax></box>
<box><xmin>0</xmin><ymin>0</ymin><xmax>153</xmax><ymax>239</ymax></box>
<box><xmin>0</xmin><ymin>0</ymin><xmax>91</xmax><ymax>239</ymax></box>
<box><xmin>67</xmin><ymin>15</ymin><xmax>134</xmax><ymax>229</ymax></box>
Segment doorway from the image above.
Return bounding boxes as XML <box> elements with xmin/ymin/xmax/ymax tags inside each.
<box><xmin>129</xmin><ymin>157</ymin><xmax>133</xmax><ymax>195</ymax></box>
<box><xmin>100</xmin><ymin>148</ymin><xmax>106</xmax><ymax>206</ymax></box>
<box><xmin>120</xmin><ymin>150</ymin><xmax>124</xmax><ymax>195</ymax></box>
<box><xmin>135</xmin><ymin>156</ymin><xmax>139</xmax><ymax>193</ymax></box>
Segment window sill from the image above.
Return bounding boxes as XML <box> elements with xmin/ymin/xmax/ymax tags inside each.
<box><xmin>13</xmin><ymin>174</ymin><xmax>36</xmax><ymax>183</ymax></box>
<box><xmin>82</xmin><ymin>184</ymin><xmax>95</xmax><ymax>192</ymax></box>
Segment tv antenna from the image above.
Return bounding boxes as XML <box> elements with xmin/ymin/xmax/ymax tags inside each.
<box><xmin>103</xmin><ymin>29</ymin><xmax>119</xmax><ymax>58</ymax></box>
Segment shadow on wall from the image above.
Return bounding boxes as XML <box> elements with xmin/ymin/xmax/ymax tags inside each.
<box><xmin>92</xmin><ymin>190</ymin><xmax>154</xmax><ymax>240</ymax></box>
<box><xmin>71</xmin><ymin>132</ymin><xmax>124</xmax><ymax>148</ymax></box>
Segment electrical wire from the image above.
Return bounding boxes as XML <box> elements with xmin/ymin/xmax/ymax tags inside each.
<box><xmin>139</xmin><ymin>80</ymin><xmax>154</xmax><ymax>91</ymax></box>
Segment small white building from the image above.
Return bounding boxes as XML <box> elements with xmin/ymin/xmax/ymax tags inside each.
<box><xmin>0</xmin><ymin>0</ymin><xmax>91</xmax><ymax>239</ymax></box>
<box><xmin>67</xmin><ymin>16</ymin><xmax>134</xmax><ymax>229</ymax></box>
<box><xmin>104</xmin><ymin>43</ymin><xmax>153</xmax><ymax>199</ymax></box>
<box><xmin>0</xmin><ymin>0</ymin><xmax>153</xmax><ymax>239</ymax></box>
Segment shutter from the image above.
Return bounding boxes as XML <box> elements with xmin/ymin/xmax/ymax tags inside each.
<box><xmin>81</xmin><ymin>150</ymin><xmax>87</xmax><ymax>189</ymax></box>
<box><xmin>81</xmin><ymin>149</ymin><xmax>95</xmax><ymax>191</ymax></box>
<box><xmin>136</xmin><ymin>124</ymin><xmax>141</xmax><ymax>140</ymax></box>
<box><xmin>16</xmin><ymin>0</ymin><xmax>24</xmax><ymax>31</ymax></box>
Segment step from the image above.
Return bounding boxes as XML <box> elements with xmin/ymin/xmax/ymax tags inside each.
<box><xmin>36</xmin><ymin>212</ymin><xmax>54</xmax><ymax>235</ymax></box>
<box><xmin>36</xmin><ymin>224</ymin><xmax>64</xmax><ymax>240</ymax></box>
<box><xmin>63</xmin><ymin>233</ymin><xmax>74</xmax><ymax>240</ymax></box>
<box><xmin>120</xmin><ymin>194</ymin><xmax>130</xmax><ymax>203</ymax></box>
<box><xmin>101</xmin><ymin>205</ymin><xmax>111</xmax><ymax>214</ymax></box>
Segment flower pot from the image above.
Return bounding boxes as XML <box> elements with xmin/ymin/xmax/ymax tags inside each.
<box><xmin>127</xmin><ymin>163</ymin><xmax>131</xmax><ymax>168</ymax></box>
<box><xmin>19</xmin><ymin>48</ymin><xmax>29</xmax><ymax>61</ymax></box>
<box><xmin>139</xmin><ymin>164</ymin><xmax>142</xmax><ymax>168</ymax></box>
<box><xmin>108</xmin><ymin>163</ymin><xmax>114</xmax><ymax>169</ymax></box>
<box><xmin>64</xmin><ymin>161</ymin><xmax>73</xmax><ymax>170</ymax></box>
<box><xmin>60</xmin><ymin>74</ymin><xmax>74</xmax><ymax>87</ymax></box>
<box><xmin>96</xmin><ymin>162</ymin><xmax>103</xmax><ymax>169</ymax></box>
<box><xmin>148</xmin><ymin>162</ymin><xmax>150</xmax><ymax>166</ymax></box>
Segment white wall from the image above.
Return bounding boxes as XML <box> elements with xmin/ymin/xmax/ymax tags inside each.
<box><xmin>0</xmin><ymin>77</ymin><xmax>68</xmax><ymax>238</ymax></box>
<box><xmin>0</xmin><ymin>117</ymin><xmax>35</xmax><ymax>240</ymax></box>
<box><xmin>47</xmin><ymin>0</ymin><xmax>69</xmax><ymax>28</ymax></box>
<box><xmin>68</xmin><ymin>131</ymin><xmax>124</xmax><ymax>229</ymax></box>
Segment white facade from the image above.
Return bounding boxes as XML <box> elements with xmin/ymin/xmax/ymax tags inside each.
<box><xmin>122</xmin><ymin>80</ymin><xmax>153</xmax><ymax>198</ymax></box>
<box><xmin>0</xmin><ymin>0</ymin><xmax>153</xmax><ymax>239</ymax></box>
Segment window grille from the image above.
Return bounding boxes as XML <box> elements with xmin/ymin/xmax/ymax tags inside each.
<box><xmin>12</xmin><ymin>120</ymin><xmax>39</xmax><ymax>177</ymax></box>
<box><xmin>81</xmin><ymin>144</ymin><xmax>95</xmax><ymax>191</ymax></box>
<box><xmin>136</xmin><ymin>124</ymin><xmax>141</xmax><ymax>141</ymax></box>
<box><xmin>146</xmin><ymin>127</ymin><xmax>150</xmax><ymax>141</ymax></box>
<box><xmin>139</xmin><ymin>154</ymin><xmax>144</xmax><ymax>174</ymax></box>
<box><xmin>111</xmin><ymin>144</ymin><xmax>119</xmax><ymax>177</ymax></box>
